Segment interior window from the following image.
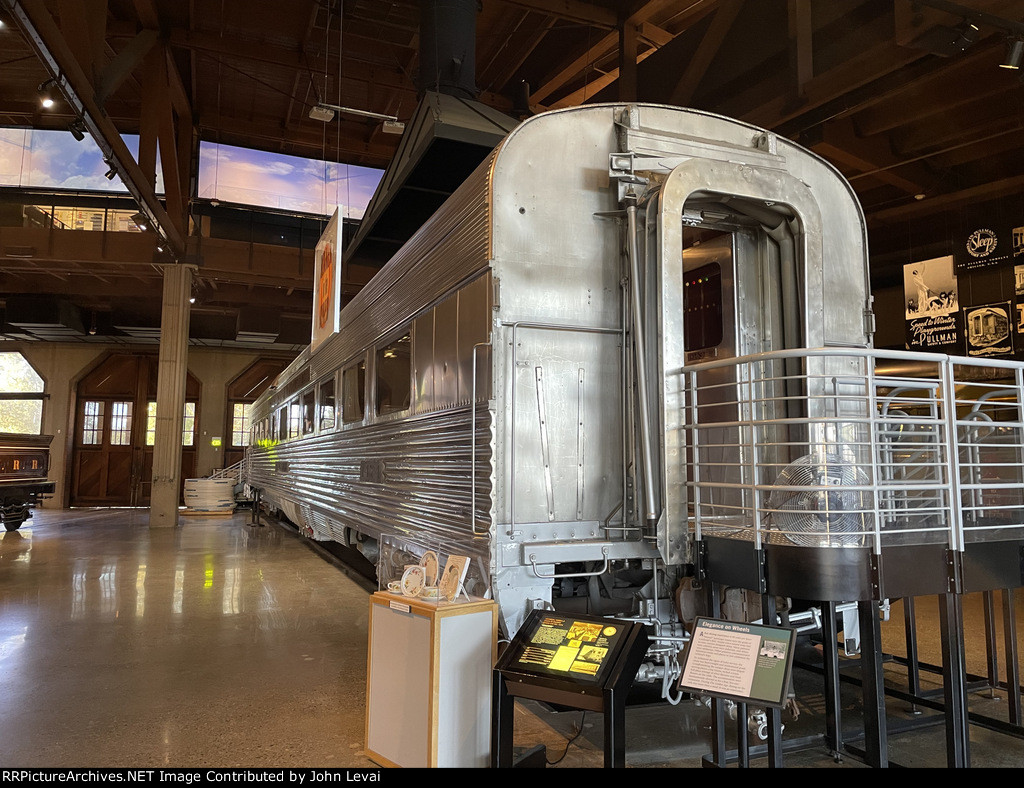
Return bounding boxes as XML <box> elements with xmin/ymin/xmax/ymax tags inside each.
<box><xmin>0</xmin><ymin>352</ymin><xmax>45</xmax><ymax>434</ymax></box>
<box><xmin>182</xmin><ymin>402</ymin><xmax>197</xmax><ymax>446</ymax></box>
<box><xmin>376</xmin><ymin>332</ymin><xmax>411</xmax><ymax>416</ymax></box>
<box><xmin>82</xmin><ymin>400</ymin><xmax>104</xmax><ymax>445</ymax></box>
<box><xmin>231</xmin><ymin>402</ymin><xmax>252</xmax><ymax>447</ymax></box>
<box><xmin>109</xmin><ymin>401</ymin><xmax>133</xmax><ymax>445</ymax></box>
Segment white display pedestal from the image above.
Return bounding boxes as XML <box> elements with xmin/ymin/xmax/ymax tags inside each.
<box><xmin>365</xmin><ymin>591</ymin><xmax>497</xmax><ymax>768</ymax></box>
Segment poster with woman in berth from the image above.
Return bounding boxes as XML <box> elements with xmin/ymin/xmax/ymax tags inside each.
<box><xmin>904</xmin><ymin>255</ymin><xmax>960</xmax><ymax>353</ymax></box>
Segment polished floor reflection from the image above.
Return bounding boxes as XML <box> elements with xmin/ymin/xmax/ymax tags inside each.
<box><xmin>2</xmin><ymin>508</ymin><xmax>1022</xmax><ymax>768</ymax></box>
<box><xmin>0</xmin><ymin>508</ymin><xmax>378</xmax><ymax>768</ymax></box>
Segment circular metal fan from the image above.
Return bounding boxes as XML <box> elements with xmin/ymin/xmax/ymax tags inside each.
<box><xmin>766</xmin><ymin>453</ymin><xmax>871</xmax><ymax>547</ymax></box>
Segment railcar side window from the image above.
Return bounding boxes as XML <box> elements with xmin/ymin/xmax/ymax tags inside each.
<box><xmin>342</xmin><ymin>360</ymin><xmax>366</xmax><ymax>425</ymax></box>
<box><xmin>300</xmin><ymin>389</ymin><xmax>315</xmax><ymax>435</ymax></box>
<box><xmin>376</xmin><ymin>332</ymin><xmax>411</xmax><ymax>416</ymax></box>
<box><xmin>683</xmin><ymin>262</ymin><xmax>723</xmax><ymax>351</ymax></box>
<box><xmin>277</xmin><ymin>406</ymin><xmax>287</xmax><ymax>440</ymax></box>
<box><xmin>288</xmin><ymin>400</ymin><xmax>302</xmax><ymax>438</ymax></box>
<box><xmin>318</xmin><ymin>376</ymin><xmax>336</xmax><ymax>431</ymax></box>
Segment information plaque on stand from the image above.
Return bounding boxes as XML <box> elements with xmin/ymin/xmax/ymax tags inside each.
<box><xmin>677</xmin><ymin>617</ymin><xmax>796</xmax><ymax>708</ymax></box>
<box><xmin>491</xmin><ymin>609</ymin><xmax>650</xmax><ymax>768</ymax></box>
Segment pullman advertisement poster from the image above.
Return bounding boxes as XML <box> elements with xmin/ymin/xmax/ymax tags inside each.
<box><xmin>954</xmin><ymin>219</ymin><xmax>1024</xmax><ymax>273</ymax></box>
<box><xmin>965</xmin><ymin>301</ymin><xmax>1013</xmax><ymax>358</ymax></box>
<box><xmin>904</xmin><ymin>255</ymin><xmax>960</xmax><ymax>352</ymax></box>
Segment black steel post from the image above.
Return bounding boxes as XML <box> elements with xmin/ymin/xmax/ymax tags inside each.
<box><xmin>903</xmin><ymin>596</ymin><xmax>921</xmax><ymax>710</ymax></box>
<box><xmin>708</xmin><ymin>580</ymin><xmax>728</xmax><ymax>767</ymax></box>
<box><xmin>983</xmin><ymin>590</ymin><xmax>1000</xmax><ymax>697</ymax></box>
<box><xmin>858</xmin><ymin>598</ymin><xmax>889</xmax><ymax>768</ymax></box>
<box><xmin>491</xmin><ymin>670</ymin><xmax>514</xmax><ymax>768</ymax></box>
<box><xmin>736</xmin><ymin>701</ymin><xmax>749</xmax><ymax>767</ymax></box>
<box><xmin>603</xmin><ymin>685</ymin><xmax>626</xmax><ymax>768</ymax></box>
<box><xmin>1003</xmin><ymin>588</ymin><xmax>1021</xmax><ymax>725</ymax></box>
<box><xmin>938</xmin><ymin>591</ymin><xmax>970</xmax><ymax>767</ymax></box>
<box><xmin>761</xmin><ymin>592</ymin><xmax>784</xmax><ymax>767</ymax></box>
<box><xmin>820</xmin><ymin>601</ymin><xmax>844</xmax><ymax>759</ymax></box>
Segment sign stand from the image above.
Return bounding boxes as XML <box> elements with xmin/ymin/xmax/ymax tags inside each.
<box><xmin>491</xmin><ymin>609</ymin><xmax>650</xmax><ymax>768</ymax></box>
<box><xmin>676</xmin><ymin>616</ymin><xmax>797</xmax><ymax>768</ymax></box>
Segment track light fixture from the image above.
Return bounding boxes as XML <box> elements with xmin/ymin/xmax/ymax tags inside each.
<box><xmin>68</xmin><ymin>118</ymin><xmax>86</xmax><ymax>141</ymax></box>
<box><xmin>309</xmin><ymin>102</ymin><xmax>399</xmax><ymax>124</ymax></box>
<box><xmin>130</xmin><ymin>212</ymin><xmax>148</xmax><ymax>231</ymax></box>
<box><xmin>37</xmin><ymin>79</ymin><xmax>56</xmax><ymax>109</ymax></box>
<box><xmin>1001</xmin><ymin>38</ymin><xmax>1024</xmax><ymax>69</ymax></box>
<box><xmin>952</xmin><ymin>18</ymin><xmax>979</xmax><ymax>52</ymax></box>
<box><xmin>102</xmin><ymin>159</ymin><xmax>117</xmax><ymax>180</ymax></box>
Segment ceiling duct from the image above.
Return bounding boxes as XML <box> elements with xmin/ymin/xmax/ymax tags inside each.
<box><xmin>5</xmin><ymin>296</ymin><xmax>85</xmax><ymax>337</ymax></box>
<box><xmin>113</xmin><ymin>314</ymin><xmax>162</xmax><ymax>341</ymax></box>
<box><xmin>341</xmin><ymin>0</ymin><xmax>519</xmax><ymax>272</ymax></box>
<box><xmin>418</xmin><ymin>0</ymin><xmax>477</xmax><ymax>100</ymax></box>
<box><xmin>236</xmin><ymin>307</ymin><xmax>279</xmax><ymax>344</ymax></box>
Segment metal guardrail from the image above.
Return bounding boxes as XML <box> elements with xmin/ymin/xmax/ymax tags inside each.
<box><xmin>683</xmin><ymin>347</ymin><xmax>1024</xmax><ymax>554</ymax></box>
<box><xmin>209</xmin><ymin>457</ymin><xmax>247</xmax><ymax>487</ymax></box>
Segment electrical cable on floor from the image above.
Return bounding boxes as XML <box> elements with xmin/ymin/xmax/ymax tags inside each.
<box><xmin>546</xmin><ymin>711</ymin><xmax>587</xmax><ymax>766</ymax></box>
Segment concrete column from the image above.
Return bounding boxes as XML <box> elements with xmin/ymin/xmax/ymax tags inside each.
<box><xmin>150</xmin><ymin>263</ymin><xmax>194</xmax><ymax>527</ymax></box>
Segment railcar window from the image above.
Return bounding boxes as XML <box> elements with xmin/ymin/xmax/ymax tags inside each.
<box><xmin>300</xmin><ymin>389</ymin><xmax>315</xmax><ymax>435</ymax></box>
<box><xmin>318</xmin><ymin>376</ymin><xmax>336</xmax><ymax>431</ymax></box>
<box><xmin>683</xmin><ymin>262</ymin><xmax>724</xmax><ymax>351</ymax></box>
<box><xmin>277</xmin><ymin>406</ymin><xmax>288</xmax><ymax>440</ymax></box>
<box><xmin>376</xmin><ymin>333</ymin><xmax>411</xmax><ymax>416</ymax></box>
<box><xmin>288</xmin><ymin>400</ymin><xmax>301</xmax><ymax>438</ymax></box>
<box><xmin>342</xmin><ymin>360</ymin><xmax>366</xmax><ymax>425</ymax></box>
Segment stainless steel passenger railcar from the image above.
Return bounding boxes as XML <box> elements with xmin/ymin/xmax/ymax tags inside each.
<box><xmin>245</xmin><ymin>103</ymin><xmax>1024</xmax><ymax>706</ymax></box>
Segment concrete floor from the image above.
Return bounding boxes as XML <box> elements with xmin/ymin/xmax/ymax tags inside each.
<box><xmin>2</xmin><ymin>508</ymin><xmax>1023</xmax><ymax>769</ymax></box>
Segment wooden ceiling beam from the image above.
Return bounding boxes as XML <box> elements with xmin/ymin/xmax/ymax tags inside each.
<box><xmin>490</xmin><ymin>0</ymin><xmax>618</xmax><ymax>30</ymax></box>
<box><xmin>668</xmin><ymin>0</ymin><xmax>745</xmax><ymax>106</ymax></box>
<box><xmin>530</xmin><ymin>30</ymin><xmax>618</xmax><ymax>104</ymax></box>
<box><xmin>894</xmin><ymin>93</ymin><xmax>1024</xmax><ymax>154</ymax></box>
<box><xmin>730</xmin><ymin>40</ymin><xmax>929</xmax><ymax>130</ymax></box>
<box><xmin>852</xmin><ymin>45</ymin><xmax>1015</xmax><ymax>137</ymax></box>
<box><xmin>813</xmin><ymin>117</ymin><xmax>933</xmax><ymax>194</ymax></box>
<box><xmin>867</xmin><ymin>172</ymin><xmax>1024</xmax><ymax>225</ymax></box>
<box><xmin>5</xmin><ymin>0</ymin><xmax>185</xmax><ymax>258</ymax></box>
<box><xmin>478</xmin><ymin>10</ymin><xmax>555</xmax><ymax>96</ymax></box>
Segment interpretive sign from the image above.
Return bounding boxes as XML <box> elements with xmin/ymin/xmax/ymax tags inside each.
<box><xmin>677</xmin><ymin>617</ymin><xmax>796</xmax><ymax>708</ymax></box>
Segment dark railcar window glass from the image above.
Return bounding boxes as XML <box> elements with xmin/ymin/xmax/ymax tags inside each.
<box><xmin>683</xmin><ymin>262</ymin><xmax>723</xmax><ymax>352</ymax></box>
<box><xmin>376</xmin><ymin>333</ymin><xmax>411</xmax><ymax>416</ymax></box>
<box><xmin>342</xmin><ymin>360</ymin><xmax>366</xmax><ymax>425</ymax></box>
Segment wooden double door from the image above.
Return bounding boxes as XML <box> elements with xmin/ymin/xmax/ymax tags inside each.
<box><xmin>70</xmin><ymin>353</ymin><xmax>199</xmax><ymax>507</ymax></box>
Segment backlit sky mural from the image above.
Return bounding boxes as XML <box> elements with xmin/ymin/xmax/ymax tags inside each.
<box><xmin>197</xmin><ymin>141</ymin><xmax>382</xmax><ymax>218</ymax></box>
<box><xmin>0</xmin><ymin>128</ymin><xmax>382</xmax><ymax>218</ymax></box>
<box><xmin>0</xmin><ymin>127</ymin><xmax>160</xmax><ymax>193</ymax></box>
